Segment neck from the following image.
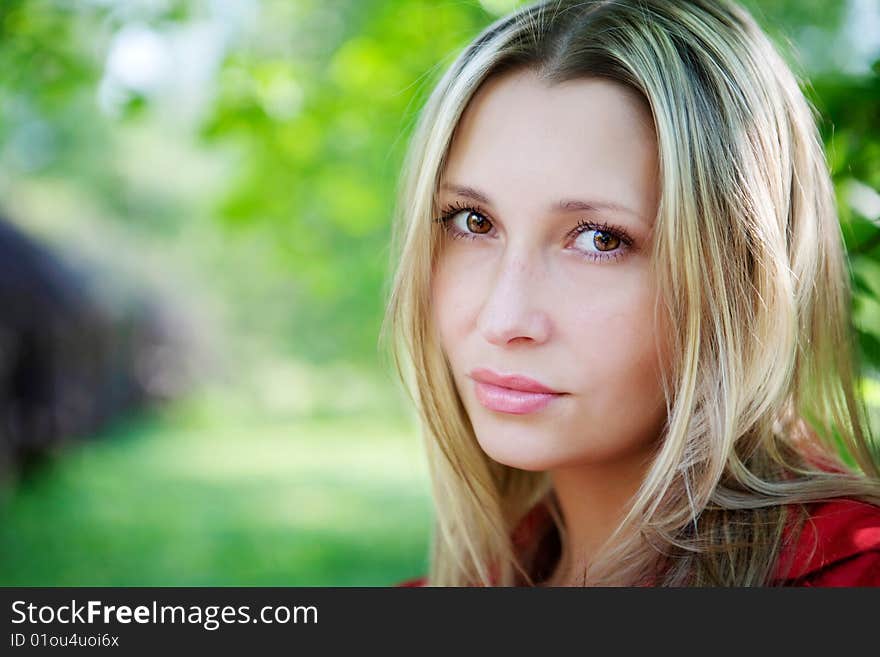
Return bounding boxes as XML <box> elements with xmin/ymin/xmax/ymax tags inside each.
<box><xmin>543</xmin><ymin>447</ymin><xmax>655</xmax><ymax>586</ymax></box>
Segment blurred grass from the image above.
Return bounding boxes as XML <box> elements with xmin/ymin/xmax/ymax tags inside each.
<box><xmin>0</xmin><ymin>388</ymin><xmax>431</xmax><ymax>586</ymax></box>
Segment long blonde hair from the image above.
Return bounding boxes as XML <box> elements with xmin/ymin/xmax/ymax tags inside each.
<box><xmin>380</xmin><ymin>0</ymin><xmax>880</xmax><ymax>586</ymax></box>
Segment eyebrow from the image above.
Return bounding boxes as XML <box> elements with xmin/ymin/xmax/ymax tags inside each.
<box><xmin>439</xmin><ymin>182</ymin><xmax>650</xmax><ymax>227</ymax></box>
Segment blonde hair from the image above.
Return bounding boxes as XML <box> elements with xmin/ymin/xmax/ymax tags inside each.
<box><xmin>380</xmin><ymin>0</ymin><xmax>880</xmax><ymax>586</ymax></box>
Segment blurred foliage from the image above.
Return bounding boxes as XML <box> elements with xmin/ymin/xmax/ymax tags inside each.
<box><xmin>0</xmin><ymin>0</ymin><xmax>878</xmax><ymax>585</ymax></box>
<box><xmin>810</xmin><ymin>67</ymin><xmax>880</xmax><ymax>367</ymax></box>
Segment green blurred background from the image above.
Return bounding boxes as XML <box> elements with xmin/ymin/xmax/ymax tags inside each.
<box><xmin>0</xmin><ymin>0</ymin><xmax>878</xmax><ymax>586</ymax></box>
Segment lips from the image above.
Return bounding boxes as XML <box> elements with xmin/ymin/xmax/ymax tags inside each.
<box><xmin>468</xmin><ymin>368</ymin><xmax>566</xmax><ymax>415</ymax></box>
<box><xmin>468</xmin><ymin>368</ymin><xmax>564</xmax><ymax>394</ymax></box>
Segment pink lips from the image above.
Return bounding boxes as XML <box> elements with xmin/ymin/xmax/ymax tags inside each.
<box><xmin>468</xmin><ymin>368</ymin><xmax>566</xmax><ymax>415</ymax></box>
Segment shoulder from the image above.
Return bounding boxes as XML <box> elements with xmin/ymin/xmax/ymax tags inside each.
<box><xmin>772</xmin><ymin>497</ymin><xmax>880</xmax><ymax>587</ymax></box>
<box><xmin>395</xmin><ymin>576</ymin><xmax>428</xmax><ymax>587</ymax></box>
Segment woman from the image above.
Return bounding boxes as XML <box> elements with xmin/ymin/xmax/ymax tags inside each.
<box><xmin>381</xmin><ymin>0</ymin><xmax>880</xmax><ymax>586</ymax></box>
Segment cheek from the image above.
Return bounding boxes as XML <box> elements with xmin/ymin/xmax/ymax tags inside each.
<box><xmin>430</xmin><ymin>258</ymin><xmax>450</xmax><ymax>333</ymax></box>
<box><xmin>566</xmin><ymin>265</ymin><xmax>664</xmax><ymax>359</ymax></box>
<box><xmin>562</xmin><ymin>281</ymin><xmax>668</xmax><ymax>435</ymax></box>
<box><xmin>571</xmin><ymin>298</ymin><xmax>665</xmax><ymax>375</ymax></box>
<box><xmin>430</xmin><ymin>253</ymin><xmax>475</xmax><ymax>344</ymax></box>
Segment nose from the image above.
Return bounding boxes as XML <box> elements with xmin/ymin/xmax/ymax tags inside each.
<box><xmin>476</xmin><ymin>250</ymin><xmax>552</xmax><ymax>346</ymax></box>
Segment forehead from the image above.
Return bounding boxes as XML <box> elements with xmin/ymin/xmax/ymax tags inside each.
<box><xmin>441</xmin><ymin>69</ymin><xmax>658</xmax><ymax>223</ymax></box>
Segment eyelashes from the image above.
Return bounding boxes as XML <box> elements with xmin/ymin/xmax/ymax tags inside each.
<box><xmin>433</xmin><ymin>201</ymin><xmax>635</xmax><ymax>263</ymax></box>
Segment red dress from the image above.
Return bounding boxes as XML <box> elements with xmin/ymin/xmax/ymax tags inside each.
<box><xmin>396</xmin><ymin>496</ymin><xmax>880</xmax><ymax>587</ymax></box>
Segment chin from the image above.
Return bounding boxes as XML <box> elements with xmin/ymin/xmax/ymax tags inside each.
<box><xmin>475</xmin><ymin>436</ymin><xmax>571</xmax><ymax>472</ymax></box>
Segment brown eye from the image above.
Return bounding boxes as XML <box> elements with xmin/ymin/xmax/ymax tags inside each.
<box><xmin>466</xmin><ymin>211</ymin><xmax>491</xmax><ymax>234</ymax></box>
<box><xmin>435</xmin><ymin>205</ymin><xmax>494</xmax><ymax>242</ymax></box>
<box><xmin>569</xmin><ymin>221</ymin><xmax>631</xmax><ymax>262</ymax></box>
<box><xmin>593</xmin><ymin>231</ymin><xmax>620</xmax><ymax>251</ymax></box>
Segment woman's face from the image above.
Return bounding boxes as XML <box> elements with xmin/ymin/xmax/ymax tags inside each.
<box><xmin>430</xmin><ymin>69</ymin><xmax>671</xmax><ymax>471</ymax></box>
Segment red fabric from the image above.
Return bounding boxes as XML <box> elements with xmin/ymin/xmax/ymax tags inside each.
<box><xmin>771</xmin><ymin>498</ymin><xmax>880</xmax><ymax>586</ymax></box>
<box><xmin>395</xmin><ymin>496</ymin><xmax>880</xmax><ymax>587</ymax></box>
<box><xmin>397</xmin><ymin>576</ymin><xmax>428</xmax><ymax>587</ymax></box>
